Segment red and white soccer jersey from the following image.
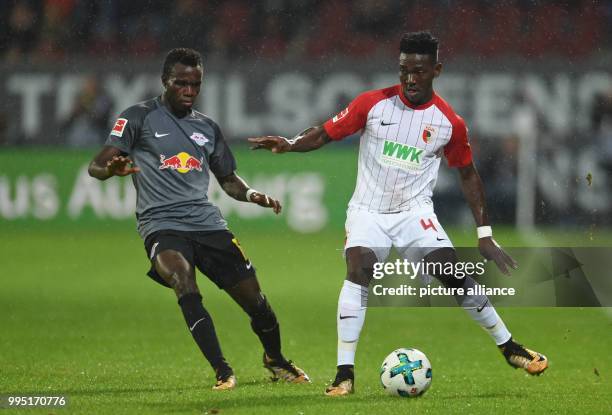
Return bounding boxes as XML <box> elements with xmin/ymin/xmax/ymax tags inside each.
<box><xmin>323</xmin><ymin>85</ymin><xmax>472</xmax><ymax>213</ymax></box>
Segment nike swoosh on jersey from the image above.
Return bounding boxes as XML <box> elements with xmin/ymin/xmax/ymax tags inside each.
<box><xmin>380</xmin><ymin>121</ymin><xmax>397</xmax><ymax>126</ymax></box>
<box><xmin>436</xmin><ymin>237</ymin><xmax>446</xmax><ymax>241</ymax></box>
<box><xmin>339</xmin><ymin>315</ymin><xmax>358</xmax><ymax>319</ymax></box>
<box><xmin>155</xmin><ymin>132</ymin><xmax>170</xmax><ymax>138</ymax></box>
<box><xmin>246</xmin><ymin>261</ymin><xmax>252</xmax><ymax>270</ymax></box>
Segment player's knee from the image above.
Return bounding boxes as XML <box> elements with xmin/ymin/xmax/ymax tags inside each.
<box><xmin>440</xmin><ymin>274</ymin><xmax>466</xmax><ymax>289</ymax></box>
<box><xmin>154</xmin><ymin>256</ymin><xmax>195</xmax><ymax>296</ymax></box>
<box><xmin>424</xmin><ymin>248</ymin><xmax>457</xmax><ymax>265</ymax></box>
<box><xmin>346</xmin><ymin>248</ymin><xmax>377</xmax><ymax>286</ymax></box>
<box><xmin>248</xmin><ymin>295</ymin><xmax>278</xmax><ymax>333</ymax></box>
<box><xmin>346</xmin><ymin>270</ymin><xmax>372</xmax><ymax>287</ymax></box>
<box><xmin>424</xmin><ymin>247</ymin><xmax>464</xmax><ymax>288</ymax></box>
<box><xmin>429</xmin><ymin>267</ymin><xmax>466</xmax><ymax>289</ymax></box>
<box><xmin>158</xmin><ymin>267</ymin><xmax>200</xmax><ymax>298</ymax></box>
<box><xmin>168</xmin><ymin>271</ymin><xmax>198</xmax><ymax>297</ymax></box>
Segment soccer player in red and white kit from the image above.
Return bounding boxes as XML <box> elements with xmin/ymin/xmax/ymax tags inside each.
<box><xmin>250</xmin><ymin>32</ymin><xmax>548</xmax><ymax>396</ymax></box>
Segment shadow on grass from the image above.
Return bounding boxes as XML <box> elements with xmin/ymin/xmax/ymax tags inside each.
<box><xmin>147</xmin><ymin>389</ymin><xmax>530</xmax><ymax>413</ymax></box>
<box><xmin>438</xmin><ymin>392</ymin><xmax>526</xmax><ymax>400</ymax></box>
<box><xmin>3</xmin><ymin>380</ymin><xmax>269</xmax><ymax>397</ymax></box>
<box><xmin>1</xmin><ymin>386</ymin><xmax>197</xmax><ymax>397</ymax></box>
<box><xmin>143</xmin><ymin>392</ymin><xmax>380</xmax><ymax>414</ymax></box>
<box><xmin>2</xmin><ymin>379</ymin><xmax>269</xmax><ymax>398</ymax></box>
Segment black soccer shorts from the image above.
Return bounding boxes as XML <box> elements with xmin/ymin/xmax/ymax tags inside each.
<box><xmin>143</xmin><ymin>229</ymin><xmax>256</xmax><ymax>289</ymax></box>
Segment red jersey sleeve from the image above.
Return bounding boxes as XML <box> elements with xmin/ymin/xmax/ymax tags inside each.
<box><xmin>323</xmin><ymin>92</ymin><xmax>375</xmax><ymax>141</ymax></box>
<box><xmin>443</xmin><ymin>115</ymin><xmax>473</xmax><ymax>168</ymax></box>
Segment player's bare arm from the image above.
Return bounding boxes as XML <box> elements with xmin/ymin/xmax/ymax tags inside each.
<box><xmin>88</xmin><ymin>145</ymin><xmax>140</xmax><ymax>180</ymax></box>
<box><xmin>248</xmin><ymin>125</ymin><xmax>331</xmax><ymax>153</ymax></box>
<box><xmin>217</xmin><ymin>173</ymin><xmax>282</xmax><ymax>214</ymax></box>
<box><xmin>458</xmin><ymin>162</ymin><xmax>518</xmax><ymax>275</ymax></box>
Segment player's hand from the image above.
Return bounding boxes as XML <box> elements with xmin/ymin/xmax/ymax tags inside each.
<box><xmin>248</xmin><ymin>191</ymin><xmax>282</xmax><ymax>214</ymax></box>
<box><xmin>479</xmin><ymin>237</ymin><xmax>518</xmax><ymax>276</ymax></box>
<box><xmin>106</xmin><ymin>155</ymin><xmax>140</xmax><ymax>177</ymax></box>
<box><xmin>248</xmin><ymin>136</ymin><xmax>291</xmax><ymax>153</ymax></box>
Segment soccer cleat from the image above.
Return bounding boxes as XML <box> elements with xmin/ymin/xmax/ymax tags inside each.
<box><xmin>324</xmin><ymin>379</ymin><xmax>354</xmax><ymax>396</ymax></box>
<box><xmin>212</xmin><ymin>367</ymin><xmax>236</xmax><ymax>390</ymax></box>
<box><xmin>499</xmin><ymin>339</ymin><xmax>548</xmax><ymax>375</ymax></box>
<box><xmin>263</xmin><ymin>353</ymin><xmax>311</xmax><ymax>383</ymax></box>
<box><xmin>324</xmin><ymin>367</ymin><xmax>354</xmax><ymax>396</ymax></box>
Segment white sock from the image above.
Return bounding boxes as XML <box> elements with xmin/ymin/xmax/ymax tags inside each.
<box><xmin>456</xmin><ymin>277</ymin><xmax>511</xmax><ymax>345</ymax></box>
<box><xmin>337</xmin><ymin>280</ymin><xmax>368</xmax><ymax>366</ymax></box>
<box><xmin>463</xmin><ymin>302</ymin><xmax>512</xmax><ymax>345</ymax></box>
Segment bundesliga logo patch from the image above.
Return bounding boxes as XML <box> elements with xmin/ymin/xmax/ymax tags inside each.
<box><xmin>111</xmin><ymin>118</ymin><xmax>128</xmax><ymax>137</ymax></box>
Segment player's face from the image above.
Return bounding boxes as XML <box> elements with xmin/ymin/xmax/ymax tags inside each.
<box><xmin>399</xmin><ymin>53</ymin><xmax>441</xmax><ymax>105</ymax></box>
<box><xmin>164</xmin><ymin>63</ymin><xmax>202</xmax><ymax>115</ymax></box>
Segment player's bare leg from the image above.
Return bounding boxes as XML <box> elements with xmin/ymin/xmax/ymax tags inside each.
<box><xmin>155</xmin><ymin>250</ymin><xmax>235</xmax><ymax>390</ymax></box>
<box><xmin>325</xmin><ymin>247</ymin><xmax>377</xmax><ymax>396</ymax></box>
<box><xmin>424</xmin><ymin>248</ymin><xmax>548</xmax><ymax>375</ymax></box>
<box><xmin>225</xmin><ymin>277</ymin><xmax>309</xmax><ymax>383</ymax></box>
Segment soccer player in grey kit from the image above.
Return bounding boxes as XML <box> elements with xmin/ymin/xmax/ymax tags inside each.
<box><xmin>88</xmin><ymin>48</ymin><xmax>309</xmax><ymax>390</ymax></box>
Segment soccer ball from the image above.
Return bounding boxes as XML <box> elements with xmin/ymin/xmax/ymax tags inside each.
<box><xmin>380</xmin><ymin>348</ymin><xmax>432</xmax><ymax>397</ymax></box>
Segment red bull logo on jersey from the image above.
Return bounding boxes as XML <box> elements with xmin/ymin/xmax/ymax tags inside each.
<box><xmin>422</xmin><ymin>125</ymin><xmax>436</xmax><ymax>143</ymax></box>
<box><xmin>380</xmin><ymin>140</ymin><xmax>424</xmax><ymax>171</ymax></box>
<box><xmin>159</xmin><ymin>152</ymin><xmax>203</xmax><ymax>173</ymax></box>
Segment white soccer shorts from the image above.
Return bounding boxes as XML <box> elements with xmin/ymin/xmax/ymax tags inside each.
<box><xmin>344</xmin><ymin>205</ymin><xmax>454</xmax><ymax>263</ymax></box>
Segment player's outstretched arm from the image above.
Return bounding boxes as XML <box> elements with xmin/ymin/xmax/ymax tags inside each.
<box><xmin>217</xmin><ymin>172</ymin><xmax>281</xmax><ymax>214</ymax></box>
<box><xmin>458</xmin><ymin>162</ymin><xmax>518</xmax><ymax>275</ymax></box>
<box><xmin>248</xmin><ymin>125</ymin><xmax>331</xmax><ymax>153</ymax></box>
<box><xmin>88</xmin><ymin>145</ymin><xmax>140</xmax><ymax>180</ymax></box>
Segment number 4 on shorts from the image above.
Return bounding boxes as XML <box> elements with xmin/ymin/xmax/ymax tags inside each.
<box><xmin>420</xmin><ymin>218</ymin><xmax>437</xmax><ymax>232</ymax></box>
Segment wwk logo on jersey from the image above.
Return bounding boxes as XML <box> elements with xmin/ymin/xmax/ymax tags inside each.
<box><xmin>159</xmin><ymin>152</ymin><xmax>203</xmax><ymax>173</ymax></box>
<box><xmin>380</xmin><ymin>140</ymin><xmax>424</xmax><ymax>171</ymax></box>
<box><xmin>190</xmin><ymin>132</ymin><xmax>209</xmax><ymax>146</ymax></box>
<box><xmin>110</xmin><ymin>118</ymin><xmax>128</xmax><ymax>137</ymax></box>
<box><xmin>332</xmin><ymin>107</ymin><xmax>349</xmax><ymax>123</ymax></box>
<box><xmin>422</xmin><ymin>125</ymin><xmax>436</xmax><ymax>143</ymax></box>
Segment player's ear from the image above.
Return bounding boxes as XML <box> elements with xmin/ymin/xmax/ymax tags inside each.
<box><xmin>433</xmin><ymin>62</ymin><xmax>442</xmax><ymax>78</ymax></box>
<box><xmin>161</xmin><ymin>75</ymin><xmax>168</xmax><ymax>90</ymax></box>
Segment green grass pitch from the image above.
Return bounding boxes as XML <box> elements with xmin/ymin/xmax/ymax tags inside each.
<box><xmin>1</xmin><ymin>227</ymin><xmax>611</xmax><ymax>414</ymax></box>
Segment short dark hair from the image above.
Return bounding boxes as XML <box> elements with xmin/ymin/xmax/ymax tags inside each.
<box><xmin>162</xmin><ymin>48</ymin><xmax>202</xmax><ymax>83</ymax></box>
<box><xmin>399</xmin><ymin>32</ymin><xmax>439</xmax><ymax>61</ymax></box>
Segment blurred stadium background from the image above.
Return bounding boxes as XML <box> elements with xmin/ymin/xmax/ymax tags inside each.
<box><xmin>1</xmin><ymin>1</ymin><xmax>611</xmax><ymax>414</ymax></box>
<box><xmin>0</xmin><ymin>0</ymin><xmax>611</xmax><ymax>234</ymax></box>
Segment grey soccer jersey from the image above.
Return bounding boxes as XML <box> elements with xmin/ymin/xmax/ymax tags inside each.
<box><xmin>104</xmin><ymin>97</ymin><xmax>236</xmax><ymax>239</ymax></box>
